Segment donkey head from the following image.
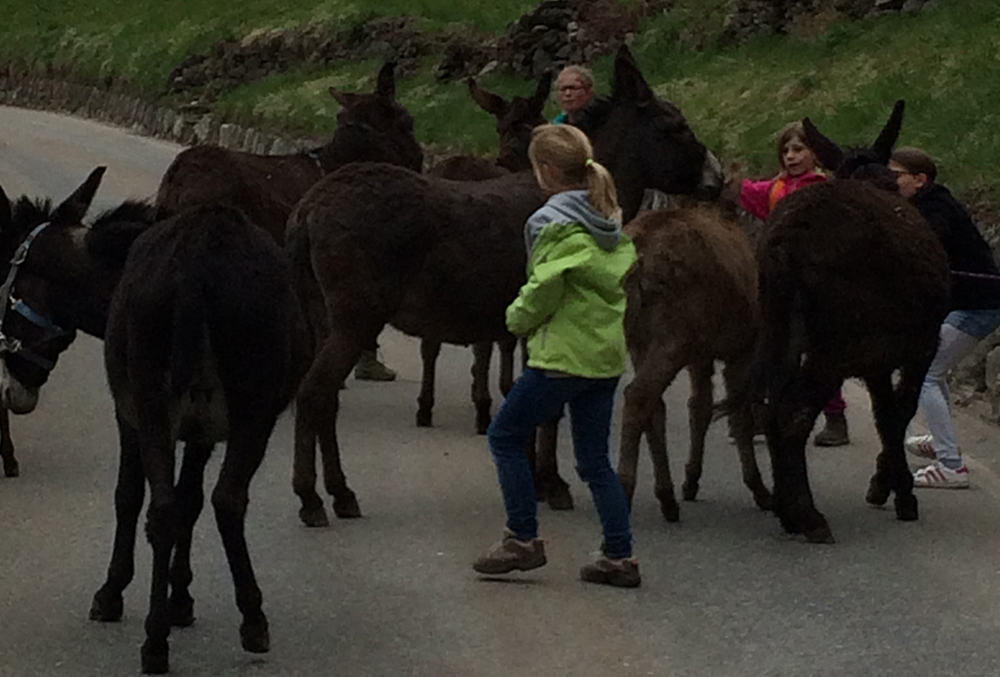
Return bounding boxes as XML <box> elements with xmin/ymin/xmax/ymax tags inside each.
<box><xmin>578</xmin><ymin>45</ymin><xmax>724</xmax><ymax>221</ymax></box>
<box><xmin>468</xmin><ymin>72</ymin><xmax>551</xmax><ymax>172</ymax></box>
<box><xmin>0</xmin><ymin>168</ymin><xmax>154</xmax><ymax>414</ymax></box>
<box><xmin>804</xmin><ymin>100</ymin><xmax>905</xmax><ymax>191</ymax></box>
<box><xmin>326</xmin><ymin>61</ymin><xmax>425</xmax><ymax>173</ymax></box>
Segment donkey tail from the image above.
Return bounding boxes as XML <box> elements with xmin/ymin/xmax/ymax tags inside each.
<box><xmin>167</xmin><ymin>275</ymin><xmax>209</xmax><ymax>399</ymax></box>
<box><xmin>715</xmin><ymin>253</ymin><xmax>803</xmax><ymax>420</ymax></box>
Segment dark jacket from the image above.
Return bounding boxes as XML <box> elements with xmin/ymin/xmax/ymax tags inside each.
<box><xmin>914</xmin><ymin>183</ymin><xmax>1000</xmax><ymax>310</ymax></box>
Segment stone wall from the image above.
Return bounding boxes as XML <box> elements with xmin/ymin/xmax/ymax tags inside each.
<box><xmin>0</xmin><ymin>69</ymin><xmax>311</xmax><ymax>156</ymax></box>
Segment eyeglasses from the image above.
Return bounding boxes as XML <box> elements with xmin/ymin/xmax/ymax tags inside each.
<box><xmin>558</xmin><ymin>85</ymin><xmax>587</xmax><ymax>93</ymax></box>
<box><xmin>890</xmin><ymin>169</ymin><xmax>914</xmax><ymax>177</ymax></box>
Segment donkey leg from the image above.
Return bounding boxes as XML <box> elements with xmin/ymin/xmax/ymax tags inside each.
<box><xmin>471</xmin><ymin>341</ymin><xmax>494</xmax><ymax>434</ymax></box>
<box><xmin>292</xmin><ymin>405</ymin><xmax>327</xmax><ymax>527</ymax></box>
<box><xmin>722</xmin><ymin>359</ymin><xmax>771</xmax><ymax>511</ymax></box>
<box><xmin>619</xmin><ymin>345</ymin><xmax>684</xmax><ymax>521</ymax></box>
<box><xmin>770</xmin><ymin>369</ymin><xmax>838</xmax><ymax>543</ymax></box>
<box><xmin>167</xmin><ymin>442</ymin><xmax>214</xmax><ymax>628</ymax></box>
<box><xmin>537</xmin><ymin>414</ymin><xmax>573</xmax><ymax>510</ymax></box>
<box><xmin>212</xmin><ymin>418</ymin><xmax>273</xmax><ymax>656</ymax></box>
<box><xmin>0</xmin><ymin>408</ymin><xmax>17</xmax><ymax>478</ymax></box>
<box><xmin>682</xmin><ymin>361</ymin><xmax>714</xmax><ymax>502</ymax></box>
<box><xmin>416</xmin><ymin>339</ymin><xmax>441</xmax><ymax>428</ymax></box>
<box><xmin>91</xmin><ymin>416</ymin><xmax>146</xmax><ymax>623</ymax></box>
<box><xmin>310</xmin><ymin>331</ymin><xmax>367</xmax><ymax>519</ymax></box>
<box><xmin>139</xmin><ymin>429</ymin><xmax>178</xmax><ymax>674</ymax></box>
<box><xmin>865</xmin><ymin>367</ymin><xmax>923</xmax><ymax>521</ymax></box>
<box><xmin>498</xmin><ymin>337</ymin><xmax>517</xmax><ymax>396</ymax></box>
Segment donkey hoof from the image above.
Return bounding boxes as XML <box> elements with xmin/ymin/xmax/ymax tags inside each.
<box><xmin>475</xmin><ymin>412</ymin><xmax>492</xmax><ymax>436</ymax></box>
<box><xmin>804</xmin><ymin>525</ymin><xmax>836</xmax><ymax>544</ymax></box>
<box><xmin>299</xmin><ymin>505</ymin><xmax>329</xmax><ymax>528</ymax></box>
<box><xmin>168</xmin><ymin>594</ymin><xmax>195</xmax><ymax>628</ymax></box>
<box><xmin>894</xmin><ymin>494</ymin><xmax>919</xmax><ymax>521</ymax></box>
<box><xmin>140</xmin><ymin>639</ymin><xmax>169</xmax><ymax>675</ymax></box>
<box><xmin>546</xmin><ymin>486</ymin><xmax>575</xmax><ymax>511</ymax></box>
<box><xmin>660</xmin><ymin>501</ymin><xmax>680</xmax><ymax>523</ymax></box>
<box><xmin>681</xmin><ymin>481</ymin><xmax>699</xmax><ymax>502</ymax></box>
<box><xmin>416</xmin><ymin>409</ymin><xmax>433</xmax><ymax>428</ymax></box>
<box><xmin>754</xmin><ymin>491</ymin><xmax>773</xmax><ymax>512</ymax></box>
<box><xmin>89</xmin><ymin>588</ymin><xmax>123</xmax><ymax>622</ymax></box>
<box><xmin>333</xmin><ymin>492</ymin><xmax>362</xmax><ymax>519</ymax></box>
<box><xmin>865</xmin><ymin>477</ymin><xmax>891</xmax><ymax>506</ymax></box>
<box><xmin>241</xmin><ymin>617</ymin><xmax>270</xmax><ymax>654</ymax></box>
<box><xmin>3</xmin><ymin>461</ymin><xmax>18</xmax><ymax>478</ymax></box>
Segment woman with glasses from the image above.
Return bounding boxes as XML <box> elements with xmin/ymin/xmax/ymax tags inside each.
<box><xmin>891</xmin><ymin>147</ymin><xmax>1000</xmax><ymax>489</ymax></box>
<box><xmin>552</xmin><ymin>65</ymin><xmax>595</xmax><ymax>125</ymax></box>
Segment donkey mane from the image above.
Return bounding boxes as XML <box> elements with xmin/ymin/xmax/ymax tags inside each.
<box><xmin>87</xmin><ymin>200</ymin><xmax>159</xmax><ymax>267</ymax></box>
<box><xmin>579</xmin><ymin>94</ymin><xmax>690</xmax><ymax>136</ymax></box>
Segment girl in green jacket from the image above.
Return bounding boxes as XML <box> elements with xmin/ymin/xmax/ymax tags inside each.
<box><xmin>472</xmin><ymin>124</ymin><xmax>640</xmax><ymax>588</ymax></box>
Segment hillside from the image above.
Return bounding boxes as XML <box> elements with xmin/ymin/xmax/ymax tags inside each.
<box><xmin>2</xmin><ymin>0</ymin><xmax>999</xmax><ymax>213</ymax></box>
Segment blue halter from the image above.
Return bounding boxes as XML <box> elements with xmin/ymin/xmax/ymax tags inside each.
<box><xmin>0</xmin><ymin>222</ymin><xmax>70</xmax><ymax>372</ymax></box>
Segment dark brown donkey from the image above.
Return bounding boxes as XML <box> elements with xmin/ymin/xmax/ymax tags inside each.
<box><xmin>618</xmin><ymin>199</ymin><xmax>771</xmax><ymax>523</ymax></box>
<box><xmin>421</xmin><ymin>74</ymin><xmax>550</xmax><ymax>434</ymax></box>
<box><xmin>746</xmin><ymin>101</ymin><xmax>950</xmax><ymax>543</ymax></box>
<box><xmin>0</xmin><ymin>168</ymin><xmax>309</xmax><ymax>674</ymax></box>
<box><xmin>286</xmin><ymin>45</ymin><xmax>723</xmax><ymax>527</ymax></box>
<box><xmin>0</xmin><ymin>183</ymin><xmax>57</xmax><ymax>478</ymax></box>
<box><xmin>156</xmin><ymin>60</ymin><xmax>424</xmax><ymax>241</ymax></box>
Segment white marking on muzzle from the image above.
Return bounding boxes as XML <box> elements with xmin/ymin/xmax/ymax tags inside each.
<box><xmin>1</xmin><ymin>360</ymin><xmax>39</xmax><ymax>414</ymax></box>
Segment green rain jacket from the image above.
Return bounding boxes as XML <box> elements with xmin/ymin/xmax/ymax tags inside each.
<box><xmin>506</xmin><ymin>189</ymin><xmax>636</xmax><ymax>378</ymax></box>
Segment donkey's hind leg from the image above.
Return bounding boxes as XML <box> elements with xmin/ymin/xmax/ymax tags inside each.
<box><xmin>167</xmin><ymin>441</ymin><xmax>214</xmax><ymax>628</ymax></box>
<box><xmin>471</xmin><ymin>341</ymin><xmax>494</xmax><ymax>435</ymax></box>
<box><xmin>681</xmin><ymin>360</ymin><xmax>714</xmax><ymax>502</ymax></box>
<box><xmin>619</xmin><ymin>343</ymin><xmax>684</xmax><ymax>522</ymax></box>
<box><xmin>212</xmin><ymin>415</ymin><xmax>275</xmax><ymax>656</ymax></box>
<box><xmin>296</xmin><ymin>329</ymin><xmax>367</xmax><ymax>520</ymax></box>
<box><xmin>91</xmin><ymin>414</ymin><xmax>146</xmax><ymax>624</ymax></box>
<box><xmin>0</xmin><ymin>408</ymin><xmax>17</xmax><ymax>477</ymax></box>
<box><xmin>536</xmin><ymin>414</ymin><xmax>573</xmax><ymax>510</ymax></box>
<box><xmin>722</xmin><ymin>359</ymin><xmax>771</xmax><ymax>511</ymax></box>
<box><xmin>416</xmin><ymin>340</ymin><xmax>441</xmax><ymax>428</ymax></box>
<box><xmin>864</xmin><ymin>367</ymin><xmax>922</xmax><ymax>521</ymax></box>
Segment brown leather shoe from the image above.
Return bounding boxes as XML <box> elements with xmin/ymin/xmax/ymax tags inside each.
<box><xmin>580</xmin><ymin>556</ymin><xmax>641</xmax><ymax>588</ymax></box>
<box><xmin>473</xmin><ymin>530</ymin><xmax>547</xmax><ymax>575</ymax></box>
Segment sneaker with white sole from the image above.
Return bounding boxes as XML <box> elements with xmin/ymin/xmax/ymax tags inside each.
<box><xmin>913</xmin><ymin>461</ymin><xmax>969</xmax><ymax>489</ymax></box>
<box><xmin>904</xmin><ymin>434</ymin><xmax>937</xmax><ymax>460</ymax></box>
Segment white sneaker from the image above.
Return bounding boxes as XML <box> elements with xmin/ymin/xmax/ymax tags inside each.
<box><xmin>904</xmin><ymin>434</ymin><xmax>936</xmax><ymax>460</ymax></box>
<box><xmin>913</xmin><ymin>462</ymin><xmax>970</xmax><ymax>489</ymax></box>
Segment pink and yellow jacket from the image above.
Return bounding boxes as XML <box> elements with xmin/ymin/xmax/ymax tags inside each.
<box><xmin>739</xmin><ymin>171</ymin><xmax>827</xmax><ymax>220</ymax></box>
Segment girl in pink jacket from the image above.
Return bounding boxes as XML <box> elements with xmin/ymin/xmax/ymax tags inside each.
<box><xmin>740</xmin><ymin>121</ymin><xmax>851</xmax><ymax>447</ymax></box>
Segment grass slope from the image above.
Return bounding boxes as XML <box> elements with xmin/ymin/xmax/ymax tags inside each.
<box><xmin>3</xmin><ymin>0</ymin><xmax>999</xmax><ymax>203</ymax></box>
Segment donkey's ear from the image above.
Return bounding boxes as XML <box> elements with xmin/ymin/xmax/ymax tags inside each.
<box><xmin>376</xmin><ymin>61</ymin><xmax>397</xmax><ymax>100</ymax></box>
<box><xmin>871</xmin><ymin>99</ymin><xmax>905</xmax><ymax>164</ymax></box>
<box><xmin>0</xmin><ymin>183</ymin><xmax>11</xmax><ymax>233</ymax></box>
<box><xmin>529</xmin><ymin>71</ymin><xmax>554</xmax><ymax>112</ymax></box>
<box><xmin>329</xmin><ymin>87</ymin><xmax>361</xmax><ymax>109</ymax></box>
<box><xmin>51</xmin><ymin>167</ymin><xmax>105</xmax><ymax>225</ymax></box>
<box><xmin>803</xmin><ymin>117</ymin><xmax>845</xmax><ymax>172</ymax></box>
<box><xmin>468</xmin><ymin>78</ymin><xmax>508</xmax><ymax>117</ymax></box>
<box><xmin>612</xmin><ymin>45</ymin><xmax>654</xmax><ymax>106</ymax></box>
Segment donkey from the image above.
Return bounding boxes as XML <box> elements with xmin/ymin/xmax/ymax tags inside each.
<box><xmin>285</xmin><ymin>45</ymin><xmax>724</xmax><ymax>527</ymax></box>
<box><xmin>618</xmin><ymin>196</ymin><xmax>771</xmax><ymax>523</ymax></box>
<box><xmin>156</xmin><ymin>60</ymin><xmax>424</xmax><ymax>243</ymax></box>
<box><xmin>0</xmin><ymin>168</ymin><xmax>309</xmax><ymax>673</ymax></box>
<box><xmin>421</xmin><ymin>74</ymin><xmax>550</xmax><ymax>434</ymax></box>
<box><xmin>748</xmin><ymin>101</ymin><xmax>950</xmax><ymax>543</ymax></box>
<box><xmin>0</xmin><ymin>182</ymin><xmax>56</xmax><ymax>478</ymax></box>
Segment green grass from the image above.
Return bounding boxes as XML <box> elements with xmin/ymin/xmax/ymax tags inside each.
<box><xmin>4</xmin><ymin>0</ymin><xmax>1000</xmax><ymax>204</ymax></box>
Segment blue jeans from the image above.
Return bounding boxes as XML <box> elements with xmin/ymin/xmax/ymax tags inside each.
<box><xmin>487</xmin><ymin>368</ymin><xmax>633</xmax><ymax>559</ymax></box>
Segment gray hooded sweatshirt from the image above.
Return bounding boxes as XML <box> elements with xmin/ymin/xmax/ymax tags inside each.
<box><xmin>524</xmin><ymin>189</ymin><xmax>622</xmax><ymax>256</ymax></box>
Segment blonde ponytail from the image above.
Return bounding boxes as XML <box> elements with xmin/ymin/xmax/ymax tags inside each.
<box><xmin>529</xmin><ymin>124</ymin><xmax>622</xmax><ymax>222</ymax></box>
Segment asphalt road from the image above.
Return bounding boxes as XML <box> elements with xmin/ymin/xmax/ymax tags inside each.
<box><xmin>2</xmin><ymin>105</ymin><xmax>1000</xmax><ymax>677</ymax></box>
